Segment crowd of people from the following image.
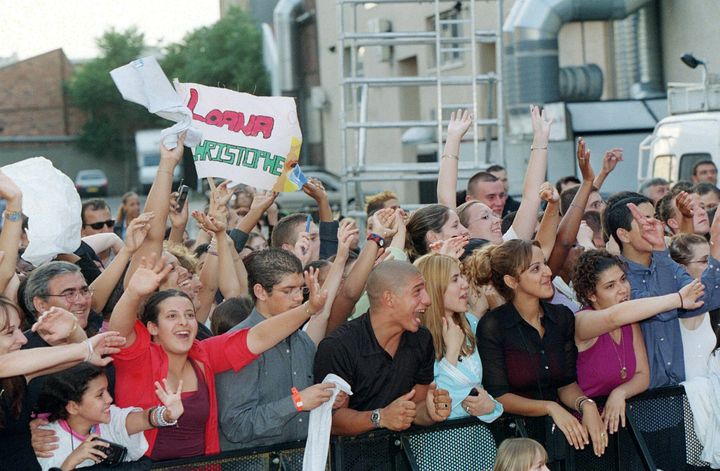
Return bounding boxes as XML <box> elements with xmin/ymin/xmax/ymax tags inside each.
<box><xmin>1</xmin><ymin>105</ymin><xmax>719</xmax><ymax>470</ymax></box>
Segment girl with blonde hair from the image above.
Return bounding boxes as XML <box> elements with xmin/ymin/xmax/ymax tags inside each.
<box><xmin>493</xmin><ymin>438</ymin><xmax>549</xmax><ymax>471</ymax></box>
<box><xmin>414</xmin><ymin>253</ymin><xmax>502</xmax><ymax>422</ymax></box>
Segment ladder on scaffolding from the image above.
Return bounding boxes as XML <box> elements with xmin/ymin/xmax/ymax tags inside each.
<box><xmin>336</xmin><ymin>0</ymin><xmax>505</xmax><ymax>219</ymax></box>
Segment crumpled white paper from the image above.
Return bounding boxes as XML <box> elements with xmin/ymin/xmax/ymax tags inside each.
<box><xmin>2</xmin><ymin>157</ymin><xmax>81</xmax><ymax>266</ymax></box>
<box><xmin>110</xmin><ymin>56</ymin><xmax>202</xmax><ymax>150</ymax></box>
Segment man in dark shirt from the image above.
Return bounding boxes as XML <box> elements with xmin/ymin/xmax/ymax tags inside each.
<box><xmin>314</xmin><ymin>260</ymin><xmax>451</xmax><ymax>435</ymax></box>
<box><xmin>487</xmin><ymin>164</ymin><xmax>520</xmax><ymax>217</ymax></box>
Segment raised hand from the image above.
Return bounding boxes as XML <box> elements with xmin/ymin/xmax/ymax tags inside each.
<box><xmin>0</xmin><ymin>170</ymin><xmax>22</xmax><ymax>203</ymax></box>
<box><xmin>168</xmin><ymin>191</ymin><xmax>189</xmax><ymax>228</ymax></box>
<box><xmin>447</xmin><ymin>109</ymin><xmax>473</xmax><ymax>141</ymax></box>
<box><xmin>675</xmin><ymin>191</ymin><xmax>695</xmax><ymax>219</ymax></box>
<box><xmin>337</xmin><ymin>219</ymin><xmax>359</xmax><ymax>259</ymax></box>
<box><xmin>160</xmin><ymin>132</ymin><xmax>186</xmax><ymax>165</ymax></box>
<box><xmin>441</xmin><ymin>314</ymin><xmax>465</xmax><ymax>359</ymax></box>
<box><xmin>305</xmin><ymin>267</ymin><xmax>328</xmax><ymax>314</ymax></box>
<box><xmin>429</xmin><ymin>235</ymin><xmax>469</xmax><ymax>259</ymax></box>
<box><xmin>371</xmin><ymin>208</ymin><xmax>399</xmax><ymax>240</ymax></box>
<box><xmin>426</xmin><ymin>382</ymin><xmax>451</xmax><ymax>422</ymax></box>
<box><xmin>86</xmin><ymin>331</ymin><xmax>126</xmax><ymax>366</ymax></box>
<box><xmin>192</xmin><ymin>210</ymin><xmax>227</xmax><ymax>235</ymax></box>
<box><xmin>530</xmin><ymin>105</ymin><xmax>553</xmax><ymax>144</ymax></box>
<box><xmin>539</xmin><ymin>181</ymin><xmax>560</xmax><ymax>203</ymax></box>
<box><xmin>302</xmin><ymin>178</ymin><xmax>328</xmax><ymax>203</ymax></box>
<box><xmin>577</xmin><ymin>137</ymin><xmax>595</xmax><ymax>183</ymax></box>
<box><xmin>250</xmin><ymin>190</ymin><xmax>279</xmax><ymax>213</ymax></box>
<box><xmin>678</xmin><ymin>278</ymin><xmax>705</xmax><ymax>310</ymax></box>
<box><xmin>126</xmin><ymin>253</ymin><xmax>173</xmax><ymax>297</ymax></box>
<box><xmin>627</xmin><ymin>202</ymin><xmax>665</xmax><ymax>250</ymax></box>
<box><xmin>31</xmin><ymin>307</ymin><xmax>82</xmax><ymax>344</ymax></box>
<box><xmin>293</xmin><ymin>233</ymin><xmax>312</xmax><ymax>266</ymax></box>
<box><xmin>124</xmin><ymin>212</ymin><xmax>154</xmax><ymax>254</ymax></box>
<box><xmin>601</xmin><ymin>148</ymin><xmax>623</xmax><ymax>175</ymax></box>
<box><xmin>155</xmin><ymin>378</ymin><xmax>184</xmax><ymax>422</ymax></box>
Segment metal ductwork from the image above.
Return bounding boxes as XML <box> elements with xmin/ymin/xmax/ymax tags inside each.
<box><xmin>503</xmin><ymin>0</ymin><xmax>656</xmax><ymax>117</ymax></box>
<box><xmin>273</xmin><ymin>0</ymin><xmax>304</xmax><ymax>96</ymax></box>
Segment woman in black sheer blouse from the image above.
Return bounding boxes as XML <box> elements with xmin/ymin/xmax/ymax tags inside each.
<box><xmin>473</xmin><ymin>239</ymin><xmax>607</xmax><ymax>458</ymax></box>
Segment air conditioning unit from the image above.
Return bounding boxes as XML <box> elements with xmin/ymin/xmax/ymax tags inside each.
<box><xmin>368</xmin><ymin>18</ymin><xmax>392</xmax><ymax>62</ymax></box>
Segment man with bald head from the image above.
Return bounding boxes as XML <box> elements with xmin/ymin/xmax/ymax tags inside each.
<box><xmin>314</xmin><ymin>260</ymin><xmax>452</xmax><ymax>435</ymax></box>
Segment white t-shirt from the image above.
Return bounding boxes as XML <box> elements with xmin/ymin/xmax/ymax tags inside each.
<box><xmin>680</xmin><ymin>312</ymin><xmax>717</xmax><ymax>380</ymax></box>
<box><xmin>37</xmin><ymin>405</ymin><xmax>148</xmax><ymax>470</ymax></box>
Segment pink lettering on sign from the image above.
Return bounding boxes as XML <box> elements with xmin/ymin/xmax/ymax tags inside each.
<box><xmin>187</xmin><ymin>88</ymin><xmax>275</xmax><ymax>139</ymax></box>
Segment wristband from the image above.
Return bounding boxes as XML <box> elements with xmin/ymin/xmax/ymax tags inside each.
<box><xmin>154</xmin><ymin>405</ymin><xmax>178</xmax><ymax>427</ymax></box>
<box><xmin>291</xmin><ymin>387</ymin><xmax>304</xmax><ymax>412</ymax></box>
<box><xmin>677</xmin><ymin>292</ymin><xmax>684</xmax><ymax>309</ymax></box>
<box><xmin>3</xmin><ymin>210</ymin><xmax>21</xmax><ymax>222</ymax></box>
<box><xmin>83</xmin><ymin>339</ymin><xmax>94</xmax><ymax>362</ymax></box>
<box><xmin>441</xmin><ymin>154</ymin><xmax>459</xmax><ymax>160</ymax></box>
<box><xmin>530</xmin><ymin>144</ymin><xmax>548</xmax><ymax>151</ymax></box>
<box><xmin>578</xmin><ymin>397</ymin><xmax>595</xmax><ymax>413</ymax></box>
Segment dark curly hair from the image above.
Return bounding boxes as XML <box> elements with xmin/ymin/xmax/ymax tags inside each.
<box><xmin>571</xmin><ymin>249</ymin><xmax>627</xmax><ymax>308</ymax></box>
<box><xmin>140</xmin><ymin>289</ymin><xmax>193</xmax><ymax>325</ymax></box>
<box><xmin>37</xmin><ymin>363</ymin><xmax>105</xmax><ymax>421</ymax></box>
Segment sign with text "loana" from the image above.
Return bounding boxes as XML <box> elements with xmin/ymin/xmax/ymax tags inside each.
<box><xmin>174</xmin><ymin>82</ymin><xmax>304</xmax><ymax>192</ymax></box>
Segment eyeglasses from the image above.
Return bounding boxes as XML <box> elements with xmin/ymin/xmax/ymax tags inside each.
<box><xmin>688</xmin><ymin>258</ymin><xmax>709</xmax><ymax>265</ymax></box>
<box><xmin>84</xmin><ymin>219</ymin><xmax>115</xmax><ymax>230</ymax></box>
<box><xmin>45</xmin><ymin>287</ymin><xmax>94</xmax><ymax>303</ymax></box>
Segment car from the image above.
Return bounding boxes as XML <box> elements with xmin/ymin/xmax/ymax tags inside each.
<box><xmin>75</xmin><ymin>169</ymin><xmax>109</xmax><ymax>197</ymax></box>
<box><xmin>275</xmin><ymin>169</ymin><xmax>359</xmax><ymax>213</ymax></box>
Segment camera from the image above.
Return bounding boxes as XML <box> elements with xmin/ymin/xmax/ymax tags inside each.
<box><xmin>92</xmin><ymin>438</ymin><xmax>128</xmax><ymax>466</ymax></box>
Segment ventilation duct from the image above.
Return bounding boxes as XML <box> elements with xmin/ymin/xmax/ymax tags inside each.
<box><xmin>503</xmin><ymin>0</ymin><xmax>656</xmax><ymax>118</ymax></box>
<box><xmin>274</xmin><ymin>0</ymin><xmax>304</xmax><ymax>96</ymax></box>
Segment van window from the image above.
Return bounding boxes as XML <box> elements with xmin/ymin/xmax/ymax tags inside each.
<box><xmin>652</xmin><ymin>154</ymin><xmax>676</xmax><ymax>182</ymax></box>
<box><xmin>143</xmin><ymin>153</ymin><xmax>161</xmax><ymax>166</ymax></box>
<box><xmin>680</xmin><ymin>153</ymin><xmax>712</xmax><ymax>181</ymax></box>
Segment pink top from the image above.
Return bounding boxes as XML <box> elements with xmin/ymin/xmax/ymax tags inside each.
<box><xmin>577</xmin><ymin>322</ymin><xmax>636</xmax><ymax>398</ymax></box>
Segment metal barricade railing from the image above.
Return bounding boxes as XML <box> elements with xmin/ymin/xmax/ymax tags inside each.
<box><xmin>146</xmin><ymin>386</ymin><xmax>712</xmax><ymax>471</ymax></box>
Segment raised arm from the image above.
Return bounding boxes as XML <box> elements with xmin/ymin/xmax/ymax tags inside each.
<box><xmin>235</xmin><ymin>190</ymin><xmax>278</xmax><ymax>235</ymax></box>
<box><xmin>109</xmin><ymin>254</ymin><xmax>172</xmax><ymax>346</ymax></box>
<box><xmin>168</xmin><ymin>190</ymin><xmax>190</xmax><ymax>244</ymax></box>
<box><xmin>592</xmin><ymin>148</ymin><xmax>623</xmax><ymax>191</ymax></box>
<box><xmin>535</xmin><ymin>182</ymin><xmax>560</xmax><ymax>259</ymax></box>
<box><xmin>437</xmin><ymin>109</ymin><xmax>473</xmax><ymax>208</ymax></box>
<box><xmin>303</xmin><ymin>178</ymin><xmax>333</xmax><ymax>222</ymax></box>
<box><xmin>305</xmin><ymin>221</ymin><xmax>358</xmax><ymax>344</ymax></box>
<box><xmin>246</xmin><ymin>268</ymin><xmax>327</xmax><ymax>355</ymax></box>
<box><xmin>125</xmin><ymin>134</ymin><xmax>185</xmax><ymax>286</ymax></box>
<box><xmin>0</xmin><ymin>331</ymin><xmax>125</xmax><ymax>380</ymax></box>
<box><xmin>548</xmin><ymin>139</ymin><xmax>594</xmax><ymax>275</ymax></box>
<box><xmin>0</xmin><ymin>171</ymin><xmax>23</xmax><ymax>292</ymax></box>
<box><xmin>575</xmin><ymin>279</ymin><xmax>704</xmax><ymax>341</ymax></box>
<box><xmin>89</xmin><ymin>213</ymin><xmax>152</xmax><ymax>313</ymax></box>
<box><xmin>509</xmin><ymin>105</ymin><xmax>553</xmax><ymax>240</ymax></box>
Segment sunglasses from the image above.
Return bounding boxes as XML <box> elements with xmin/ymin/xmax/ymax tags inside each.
<box><xmin>85</xmin><ymin>219</ymin><xmax>115</xmax><ymax>230</ymax></box>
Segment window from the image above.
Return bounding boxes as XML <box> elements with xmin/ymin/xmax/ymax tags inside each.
<box><xmin>680</xmin><ymin>153</ymin><xmax>712</xmax><ymax>181</ymax></box>
<box><xmin>652</xmin><ymin>154</ymin><xmax>676</xmax><ymax>182</ymax></box>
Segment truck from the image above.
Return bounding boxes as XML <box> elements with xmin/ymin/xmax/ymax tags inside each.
<box><xmin>639</xmin><ymin>81</ymin><xmax>720</xmax><ymax>184</ymax></box>
<box><xmin>135</xmin><ymin>129</ymin><xmax>182</xmax><ymax>194</ymax></box>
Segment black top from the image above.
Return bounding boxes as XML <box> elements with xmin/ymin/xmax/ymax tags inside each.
<box><xmin>476</xmin><ymin>301</ymin><xmax>577</xmax><ymax>402</ymax></box>
<box><xmin>0</xmin><ymin>380</ymin><xmax>40</xmax><ymax>470</ymax></box>
<box><xmin>21</xmin><ymin>330</ymin><xmax>116</xmax><ymax>413</ymax></box>
<box><xmin>73</xmin><ymin>241</ymin><xmax>103</xmax><ymax>284</ymax></box>
<box><xmin>502</xmin><ymin>195</ymin><xmax>521</xmax><ymax>217</ymax></box>
<box><xmin>314</xmin><ymin>312</ymin><xmax>434</xmax><ymax>411</ymax></box>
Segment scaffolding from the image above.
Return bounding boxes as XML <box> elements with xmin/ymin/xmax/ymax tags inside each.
<box><xmin>336</xmin><ymin>0</ymin><xmax>505</xmax><ymax>219</ymax></box>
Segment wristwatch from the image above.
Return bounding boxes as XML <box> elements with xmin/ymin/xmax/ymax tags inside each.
<box><xmin>371</xmin><ymin>408</ymin><xmax>382</xmax><ymax>428</ymax></box>
<box><xmin>367</xmin><ymin>233</ymin><xmax>385</xmax><ymax>248</ymax></box>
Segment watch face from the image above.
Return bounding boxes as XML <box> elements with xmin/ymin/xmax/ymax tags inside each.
<box><xmin>371</xmin><ymin>410</ymin><xmax>380</xmax><ymax>427</ymax></box>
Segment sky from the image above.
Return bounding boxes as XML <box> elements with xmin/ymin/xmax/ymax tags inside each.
<box><xmin>0</xmin><ymin>0</ymin><xmax>221</xmax><ymax>60</ymax></box>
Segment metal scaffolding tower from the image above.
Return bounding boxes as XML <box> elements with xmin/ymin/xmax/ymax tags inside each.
<box><xmin>336</xmin><ymin>0</ymin><xmax>505</xmax><ymax>219</ymax></box>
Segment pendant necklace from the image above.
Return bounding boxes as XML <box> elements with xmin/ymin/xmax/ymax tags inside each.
<box><xmin>610</xmin><ymin>329</ymin><xmax>628</xmax><ymax>379</ymax></box>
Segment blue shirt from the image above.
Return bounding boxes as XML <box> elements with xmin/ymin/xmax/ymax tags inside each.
<box><xmin>622</xmin><ymin>249</ymin><xmax>720</xmax><ymax>388</ymax></box>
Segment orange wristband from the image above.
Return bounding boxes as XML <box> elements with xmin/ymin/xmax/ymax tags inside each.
<box><xmin>291</xmin><ymin>387</ymin><xmax>303</xmax><ymax>412</ymax></box>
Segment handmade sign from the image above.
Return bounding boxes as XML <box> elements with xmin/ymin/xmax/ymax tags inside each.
<box><xmin>174</xmin><ymin>82</ymin><xmax>306</xmax><ymax>192</ymax></box>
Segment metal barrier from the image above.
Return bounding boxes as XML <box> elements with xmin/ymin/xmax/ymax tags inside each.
<box><xmin>146</xmin><ymin>386</ymin><xmax>712</xmax><ymax>471</ymax></box>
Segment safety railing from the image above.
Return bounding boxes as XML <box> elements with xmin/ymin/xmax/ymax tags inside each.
<box><xmin>142</xmin><ymin>386</ymin><xmax>709</xmax><ymax>471</ymax></box>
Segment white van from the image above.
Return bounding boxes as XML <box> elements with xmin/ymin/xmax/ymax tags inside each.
<box><xmin>639</xmin><ymin>83</ymin><xmax>720</xmax><ymax>184</ymax></box>
<box><xmin>135</xmin><ymin>129</ymin><xmax>182</xmax><ymax>193</ymax></box>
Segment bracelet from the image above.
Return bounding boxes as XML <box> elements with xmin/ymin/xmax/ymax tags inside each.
<box><xmin>530</xmin><ymin>145</ymin><xmax>548</xmax><ymax>151</ymax></box>
<box><xmin>304</xmin><ymin>301</ymin><xmax>315</xmax><ymax>317</ymax></box>
<box><xmin>148</xmin><ymin>407</ymin><xmax>157</xmax><ymax>428</ymax></box>
<box><xmin>3</xmin><ymin>210</ymin><xmax>21</xmax><ymax>222</ymax></box>
<box><xmin>678</xmin><ymin>292</ymin><xmax>684</xmax><ymax>309</ymax></box>
<box><xmin>441</xmin><ymin>154</ymin><xmax>459</xmax><ymax>160</ymax></box>
<box><xmin>154</xmin><ymin>405</ymin><xmax>178</xmax><ymax>427</ymax></box>
<box><xmin>83</xmin><ymin>339</ymin><xmax>93</xmax><ymax>362</ymax></box>
<box><xmin>574</xmin><ymin>395</ymin><xmax>588</xmax><ymax>413</ymax></box>
<box><xmin>291</xmin><ymin>387</ymin><xmax>304</xmax><ymax>412</ymax></box>
<box><xmin>578</xmin><ymin>397</ymin><xmax>596</xmax><ymax>413</ymax></box>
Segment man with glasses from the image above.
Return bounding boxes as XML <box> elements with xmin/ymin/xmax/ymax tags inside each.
<box><xmin>216</xmin><ymin>248</ymin><xmax>336</xmax><ymax>450</ymax></box>
<box><xmin>77</xmin><ymin>199</ymin><xmax>117</xmax><ymax>271</ymax></box>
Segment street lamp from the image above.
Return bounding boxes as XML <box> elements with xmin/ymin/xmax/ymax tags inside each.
<box><xmin>681</xmin><ymin>53</ymin><xmax>709</xmax><ymax>111</ymax></box>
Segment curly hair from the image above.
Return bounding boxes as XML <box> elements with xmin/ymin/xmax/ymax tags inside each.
<box><xmin>571</xmin><ymin>249</ymin><xmax>627</xmax><ymax>308</ymax></box>
<box><xmin>37</xmin><ymin>363</ymin><xmax>105</xmax><ymax>422</ymax></box>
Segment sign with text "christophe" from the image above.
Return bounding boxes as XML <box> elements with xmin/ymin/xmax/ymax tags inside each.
<box><xmin>175</xmin><ymin>82</ymin><xmax>302</xmax><ymax>191</ymax></box>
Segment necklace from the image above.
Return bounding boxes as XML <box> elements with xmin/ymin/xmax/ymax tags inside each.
<box><xmin>609</xmin><ymin>328</ymin><xmax>628</xmax><ymax>379</ymax></box>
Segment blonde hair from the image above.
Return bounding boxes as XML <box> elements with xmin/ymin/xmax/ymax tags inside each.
<box><xmin>115</xmin><ymin>191</ymin><xmax>139</xmax><ymax>222</ymax></box>
<box><xmin>414</xmin><ymin>254</ymin><xmax>475</xmax><ymax>361</ymax></box>
<box><xmin>493</xmin><ymin>438</ymin><xmax>548</xmax><ymax>471</ymax></box>
<box><xmin>164</xmin><ymin>241</ymin><xmax>199</xmax><ymax>273</ymax></box>
<box><xmin>461</xmin><ymin>239</ymin><xmax>539</xmax><ymax>301</ymax></box>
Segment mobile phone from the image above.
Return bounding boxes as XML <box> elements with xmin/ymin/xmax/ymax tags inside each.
<box><xmin>469</xmin><ymin>387</ymin><xmax>480</xmax><ymax>397</ymax></box>
<box><xmin>92</xmin><ymin>437</ymin><xmax>128</xmax><ymax>465</ymax></box>
<box><xmin>176</xmin><ymin>185</ymin><xmax>190</xmax><ymax>212</ymax></box>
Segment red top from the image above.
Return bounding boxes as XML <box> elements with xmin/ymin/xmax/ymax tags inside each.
<box><xmin>112</xmin><ymin>320</ymin><xmax>258</xmax><ymax>456</ymax></box>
